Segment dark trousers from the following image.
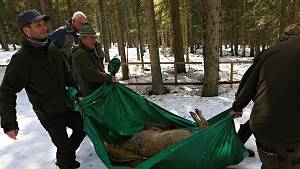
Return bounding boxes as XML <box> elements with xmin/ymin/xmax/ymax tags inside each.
<box><xmin>238</xmin><ymin>120</ymin><xmax>252</xmax><ymax>144</ymax></box>
<box><xmin>257</xmin><ymin>141</ymin><xmax>300</xmax><ymax>169</ymax></box>
<box><xmin>40</xmin><ymin>110</ymin><xmax>86</xmax><ymax>169</ymax></box>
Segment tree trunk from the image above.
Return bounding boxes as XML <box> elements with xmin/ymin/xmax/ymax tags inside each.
<box><xmin>242</xmin><ymin>42</ymin><xmax>246</xmax><ymax>57</ymax></box>
<box><xmin>53</xmin><ymin>0</ymin><xmax>63</xmax><ymax>26</ymax></box>
<box><xmin>230</xmin><ymin>10</ymin><xmax>238</xmax><ymax>56</ymax></box>
<box><xmin>123</xmin><ymin>0</ymin><xmax>130</xmax><ymax>57</ymax></box>
<box><xmin>143</xmin><ymin>0</ymin><xmax>165</xmax><ymax>95</ymax></box>
<box><xmin>250</xmin><ymin>45</ymin><xmax>254</xmax><ymax>57</ymax></box>
<box><xmin>234</xmin><ymin>8</ymin><xmax>239</xmax><ymax>56</ymax></box>
<box><xmin>98</xmin><ymin>0</ymin><xmax>110</xmax><ymax>62</ymax></box>
<box><xmin>107</xmin><ymin>2</ymin><xmax>115</xmax><ymax>47</ymax></box>
<box><xmin>190</xmin><ymin>20</ymin><xmax>196</xmax><ymax>53</ymax></box>
<box><xmin>183</xmin><ymin>0</ymin><xmax>191</xmax><ymax>62</ymax></box>
<box><xmin>289</xmin><ymin>0</ymin><xmax>299</xmax><ymax>24</ymax></box>
<box><xmin>134</xmin><ymin>0</ymin><xmax>144</xmax><ymax>68</ymax></box>
<box><xmin>219</xmin><ymin>4</ymin><xmax>223</xmax><ymax>57</ymax></box>
<box><xmin>202</xmin><ymin>0</ymin><xmax>220</xmax><ymax>97</ymax></box>
<box><xmin>112</xmin><ymin>11</ymin><xmax>118</xmax><ymax>46</ymax></box>
<box><xmin>113</xmin><ymin>0</ymin><xmax>129</xmax><ymax>80</ymax></box>
<box><xmin>39</xmin><ymin>0</ymin><xmax>53</xmax><ymax>30</ymax></box>
<box><xmin>230</xmin><ymin>44</ymin><xmax>234</xmax><ymax>55</ymax></box>
<box><xmin>255</xmin><ymin>45</ymin><xmax>260</xmax><ymax>56</ymax></box>
<box><xmin>0</xmin><ymin>3</ymin><xmax>9</xmax><ymax>51</ymax></box>
<box><xmin>28</xmin><ymin>0</ymin><xmax>35</xmax><ymax>9</ymax></box>
<box><xmin>262</xmin><ymin>44</ymin><xmax>266</xmax><ymax>52</ymax></box>
<box><xmin>6</xmin><ymin>0</ymin><xmax>18</xmax><ymax>46</ymax></box>
<box><xmin>95</xmin><ymin>5</ymin><xmax>102</xmax><ymax>40</ymax></box>
<box><xmin>234</xmin><ymin>42</ymin><xmax>238</xmax><ymax>56</ymax></box>
<box><xmin>0</xmin><ymin>27</ymin><xmax>9</xmax><ymax>51</ymax></box>
<box><xmin>39</xmin><ymin>0</ymin><xmax>47</xmax><ymax>13</ymax></box>
<box><xmin>241</xmin><ymin>0</ymin><xmax>246</xmax><ymax>57</ymax></box>
<box><xmin>170</xmin><ymin>0</ymin><xmax>186</xmax><ymax>73</ymax></box>
<box><xmin>161</xmin><ymin>32</ymin><xmax>167</xmax><ymax>57</ymax></box>
<box><xmin>190</xmin><ymin>0</ymin><xmax>199</xmax><ymax>54</ymax></box>
<box><xmin>254</xmin><ymin>20</ymin><xmax>260</xmax><ymax>56</ymax></box>
<box><xmin>250</xmin><ymin>2</ymin><xmax>257</xmax><ymax>58</ymax></box>
<box><xmin>65</xmin><ymin>0</ymin><xmax>73</xmax><ymax>18</ymax></box>
<box><xmin>279</xmin><ymin>0</ymin><xmax>289</xmax><ymax>35</ymax></box>
<box><xmin>169</xmin><ymin>27</ymin><xmax>173</xmax><ymax>50</ymax></box>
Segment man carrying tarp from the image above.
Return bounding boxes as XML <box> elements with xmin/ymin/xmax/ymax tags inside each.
<box><xmin>231</xmin><ymin>24</ymin><xmax>300</xmax><ymax>169</ymax></box>
<box><xmin>71</xmin><ymin>23</ymin><xmax>116</xmax><ymax>97</ymax></box>
<box><xmin>234</xmin><ymin>24</ymin><xmax>300</xmax><ymax>159</ymax></box>
<box><xmin>0</xmin><ymin>10</ymin><xmax>86</xmax><ymax>169</ymax></box>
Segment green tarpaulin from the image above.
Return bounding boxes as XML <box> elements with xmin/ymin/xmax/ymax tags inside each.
<box><xmin>71</xmin><ymin>83</ymin><xmax>247</xmax><ymax>169</ymax></box>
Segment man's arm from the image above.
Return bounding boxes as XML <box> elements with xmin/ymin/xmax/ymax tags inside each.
<box><xmin>231</xmin><ymin>58</ymin><xmax>264</xmax><ymax>113</ymax></box>
<box><xmin>62</xmin><ymin>56</ymin><xmax>83</xmax><ymax>97</ymax></box>
<box><xmin>235</xmin><ymin>60</ymin><xmax>257</xmax><ymax>99</ymax></box>
<box><xmin>0</xmin><ymin>53</ymin><xmax>29</xmax><ymax>137</ymax></box>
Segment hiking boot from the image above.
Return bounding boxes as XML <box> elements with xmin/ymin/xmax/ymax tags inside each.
<box><xmin>74</xmin><ymin>160</ymin><xmax>80</xmax><ymax>168</ymax></box>
<box><xmin>247</xmin><ymin>148</ymin><xmax>255</xmax><ymax>157</ymax></box>
<box><xmin>55</xmin><ymin>160</ymin><xmax>80</xmax><ymax>169</ymax></box>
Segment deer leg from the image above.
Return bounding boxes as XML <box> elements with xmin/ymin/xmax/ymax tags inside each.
<box><xmin>195</xmin><ymin>109</ymin><xmax>209</xmax><ymax>129</ymax></box>
<box><xmin>189</xmin><ymin>111</ymin><xmax>203</xmax><ymax>130</ymax></box>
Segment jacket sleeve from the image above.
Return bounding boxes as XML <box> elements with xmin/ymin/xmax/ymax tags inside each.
<box><xmin>0</xmin><ymin>53</ymin><xmax>29</xmax><ymax>133</ymax></box>
<box><xmin>62</xmin><ymin>56</ymin><xmax>83</xmax><ymax>97</ymax></box>
<box><xmin>235</xmin><ymin>58</ymin><xmax>259</xmax><ymax>99</ymax></box>
<box><xmin>73</xmin><ymin>50</ymin><xmax>112</xmax><ymax>83</ymax></box>
<box><xmin>231</xmin><ymin>57</ymin><xmax>263</xmax><ymax>112</ymax></box>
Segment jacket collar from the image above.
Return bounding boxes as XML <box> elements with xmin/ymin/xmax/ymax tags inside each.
<box><xmin>24</xmin><ymin>37</ymin><xmax>49</xmax><ymax>48</ymax></box>
<box><xmin>65</xmin><ymin>20</ymin><xmax>77</xmax><ymax>34</ymax></box>
<box><xmin>22</xmin><ymin>38</ymin><xmax>50</xmax><ymax>52</ymax></box>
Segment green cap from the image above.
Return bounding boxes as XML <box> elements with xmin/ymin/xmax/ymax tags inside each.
<box><xmin>77</xmin><ymin>23</ymin><xmax>100</xmax><ymax>37</ymax></box>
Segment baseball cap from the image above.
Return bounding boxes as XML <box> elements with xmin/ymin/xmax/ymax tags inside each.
<box><xmin>16</xmin><ymin>10</ymin><xmax>50</xmax><ymax>29</ymax></box>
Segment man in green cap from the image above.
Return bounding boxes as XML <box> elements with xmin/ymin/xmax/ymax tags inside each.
<box><xmin>72</xmin><ymin>23</ymin><xmax>116</xmax><ymax>97</ymax></box>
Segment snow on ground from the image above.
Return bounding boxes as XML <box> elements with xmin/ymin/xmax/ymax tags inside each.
<box><xmin>0</xmin><ymin>45</ymin><xmax>20</xmax><ymax>65</ymax></box>
<box><xmin>0</xmin><ymin>46</ymin><xmax>261</xmax><ymax>169</ymax></box>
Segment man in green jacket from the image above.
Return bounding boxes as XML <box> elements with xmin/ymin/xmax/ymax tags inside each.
<box><xmin>231</xmin><ymin>25</ymin><xmax>300</xmax><ymax>169</ymax></box>
<box><xmin>72</xmin><ymin>23</ymin><xmax>116</xmax><ymax>97</ymax></box>
<box><xmin>0</xmin><ymin>10</ymin><xmax>85</xmax><ymax>169</ymax></box>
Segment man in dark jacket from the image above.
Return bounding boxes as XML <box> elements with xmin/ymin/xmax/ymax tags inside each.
<box><xmin>72</xmin><ymin>23</ymin><xmax>116</xmax><ymax>97</ymax></box>
<box><xmin>49</xmin><ymin>11</ymin><xmax>105</xmax><ymax>68</ymax></box>
<box><xmin>0</xmin><ymin>10</ymin><xmax>85</xmax><ymax>169</ymax></box>
<box><xmin>233</xmin><ymin>24</ymin><xmax>300</xmax><ymax>160</ymax></box>
<box><xmin>231</xmin><ymin>27</ymin><xmax>300</xmax><ymax>168</ymax></box>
